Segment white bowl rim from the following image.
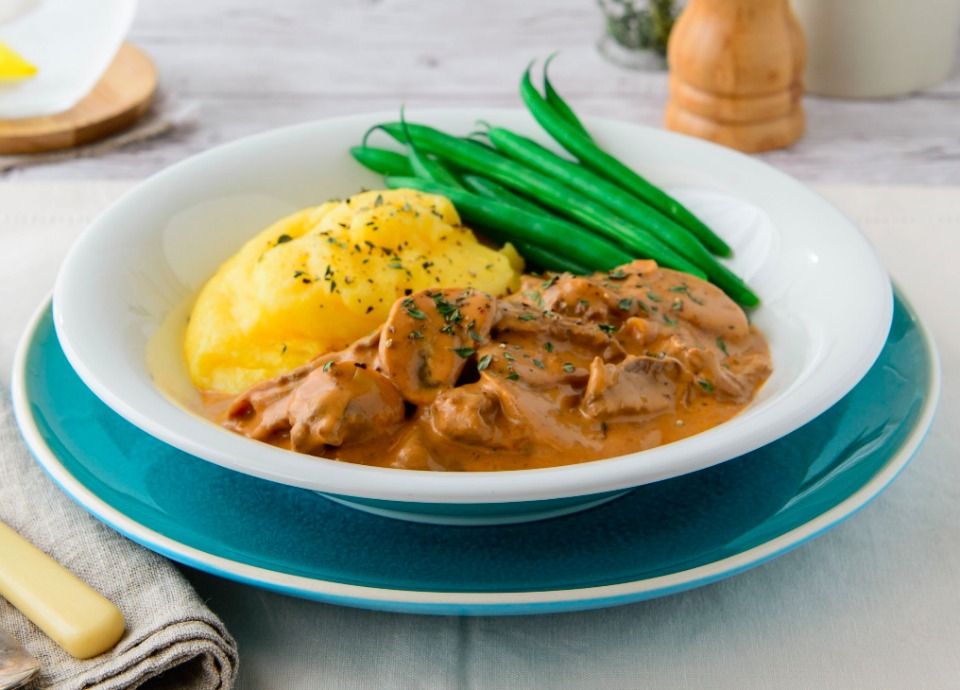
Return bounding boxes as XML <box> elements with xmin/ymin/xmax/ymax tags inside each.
<box><xmin>52</xmin><ymin>108</ymin><xmax>893</xmax><ymax>504</ymax></box>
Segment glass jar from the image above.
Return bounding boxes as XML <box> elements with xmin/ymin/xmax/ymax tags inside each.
<box><xmin>597</xmin><ymin>0</ymin><xmax>683</xmax><ymax>70</ymax></box>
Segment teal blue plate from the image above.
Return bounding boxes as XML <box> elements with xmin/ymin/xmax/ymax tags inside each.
<box><xmin>11</xmin><ymin>292</ymin><xmax>939</xmax><ymax>615</ymax></box>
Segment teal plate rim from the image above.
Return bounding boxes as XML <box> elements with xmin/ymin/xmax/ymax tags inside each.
<box><xmin>11</xmin><ymin>290</ymin><xmax>940</xmax><ymax>616</ymax></box>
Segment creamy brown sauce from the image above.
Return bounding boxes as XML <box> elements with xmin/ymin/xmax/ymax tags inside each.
<box><xmin>204</xmin><ymin>260</ymin><xmax>772</xmax><ymax>471</ymax></box>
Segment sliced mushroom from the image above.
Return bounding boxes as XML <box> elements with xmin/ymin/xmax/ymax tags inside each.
<box><xmin>542</xmin><ymin>276</ymin><xmax>616</xmax><ymax>322</ymax></box>
<box><xmin>378</xmin><ymin>287</ymin><xmax>497</xmax><ymax>405</ymax></box>
<box><xmin>682</xmin><ymin>347</ymin><xmax>772</xmax><ymax>403</ymax></box>
<box><xmin>493</xmin><ymin>301</ymin><xmax>625</xmax><ymax>363</ymax></box>
<box><xmin>580</xmin><ymin>354</ymin><xmax>683</xmax><ymax>418</ymax></box>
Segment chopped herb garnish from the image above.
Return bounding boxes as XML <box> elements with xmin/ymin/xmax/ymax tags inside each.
<box><xmin>477</xmin><ymin>353</ymin><xmax>493</xmax><ymax>371</ymax></box>
<box><xmin>671</xmin><ymin>298</ymin><xmax>683</xmax><ymax>312</ymax></box>
<box><xmin>562</xmin><ymin>362</ymin><xmax>576</xmax><ymax>374</ymax></box>
<box><xmin>545</xmin><ymin>341</ymin><xmax>554</xmax><ymax>353</ymax></box>
<box><xmin>646</xmin><ymin>291</ymin><xmax>663</xmax><ymax>302</ymax></box>
<box><xmin>401</xmin><ymin>299</ymin><xmax>427</xmax><ymax>320</ymax></box>
<box><xmin>533</xmin><ymin>359</ymin><xmax>545</xmax><ymax>369</ymax></box>
<box><xmin>408</xmin><ymin>330</ymin><xmax>424</xmax><ymax>340</ymax></box>
<box><xmin>506</xmin><ymin>372</ymin><xmax>521</xmax><ymax>381</ymax></box>
<box><xmin>598</xmin><ymin>323</ymin><xmax>618</xmax><ymax>334</ymax></box>
<box><xmin>669</xmin><ymin>284</ymin><xmax>688</xmax><ymax>294</ymax></box>
<box><xmin>468</xmin><ymin>330</ymin><xmax>484</xmax><ymax>343</ymax></box>
<box><xmin>503</xmin><ymin>352</ymin><xmax>516</xmax><ymax>361</ymax></box>
<box><xmin>518</xmin><ymin>313</ymin><xmax>537</xmax><ymax>321</ymax></box>
<box><xmin>663</xmin><ymin>314</ymin><xmax>678</xmax><ymax>327</ymax></box>
<box><xmin>433</xmin><ymin>296</ymin><xmax>457</xmax><ymax>317</ymax></box>
<box><xmin>618</xmin><ymin>298</ymin><xmax>633</xmax><ymax>311</ymax></box>
<box><xmin>275</xmin><ymin>234</ymin><xmax>292</xmax><ymax>245</ymax></box>
<box><xmin>322</xmin><ymin>360</ymin><xmax>333</xmax><ymax>372</ymax></box>
<box><xmin>698</xmin><ymin>379</ymin><xmax>715</xmax><ymax>392</ymax></box>
<box><xmin>717</xmin><ymin>337</ymin><xmax>728</xmax><ymax>355</ymax></box>
<box><xmin>608</xmin><ymin>269</ymin><xmax>628</xmax><ymax>280</ymax></box>
<box><xmin>451</xmin><ymin>347</ymin><xmax>476</xmax><ymax>358</ymax></box>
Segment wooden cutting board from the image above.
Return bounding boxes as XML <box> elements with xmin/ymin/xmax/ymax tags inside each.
<box><xmin>0</xmin><ymin>43</ymin><xmax>157</xmax><ymax>155</ymax></box>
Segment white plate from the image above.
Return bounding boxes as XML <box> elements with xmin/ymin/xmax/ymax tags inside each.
<box><xmin>0</xmin><ymin>0</ymin><xmax>135</xmax><ymax>119</ymax></box>
<box><xmin>52</xmin><ymin>109</ymin><xmax>893</xmax><ymax>515</ymax></box>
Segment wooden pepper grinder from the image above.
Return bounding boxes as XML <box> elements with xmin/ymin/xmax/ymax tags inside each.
<box><xmin>664</xmin><ymin>0</ymin><xmax>806</xmax><ymax>153</ymax></box>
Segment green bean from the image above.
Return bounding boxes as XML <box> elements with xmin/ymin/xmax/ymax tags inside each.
<box><xmin>410</xmin><ymin>150</ymin><xmax>463</xmax><ymax>188</ymax></box>
<box><xmin>543</xmin><ymin>54</ymin><xmax>591</xmax><ymax>141</ymax></box>
<box><xmin>374</xmin><ymin>121</ymin><xmax>706</xmax><ymax>278</ymax></box>
<box><xmin>459</xmin><ymin>174</ymin><xmax>546</xmax><ymax>216</ymax></box>
<box><xmin>473</xmin><ymin>223</ymin><xmax>592</xmax><ymax>274</ymax></box>
<box><xmin>384</xmin><ymin>175</ymin><xmax>635</xmax><ymax>271</ymax></box>
<box><xmin>349</xmin><ymin>146</ymin><xmax>412</xmax><ymax>177</ymax></box>
<box><xmin>401</xmin><ymin>113</ymin><xmax>464</xmax><ymax>188</ymax></box>
<box><xmin>485</xmin><ymin>126</ymin><xmax>758</xmax><ymax>306</ymax></box>
<box><xmin>458</xmin><ymin>174</ymin><xmax>590</xmax><ymax>273</ymax></box>
<box><xmin>520</xmin><ymin>65</ymin><xmax>733</xmax><ymax>258</ymax></box>
<box><xmin>508</xmin><ymin>241</ymin><xmax>592</xmax><ymax>274</ymax></box>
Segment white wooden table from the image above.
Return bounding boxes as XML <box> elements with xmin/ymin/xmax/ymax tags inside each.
<box><xmin>3</xmin><ymin>0</ymin><xmax>959</xmax><ymax>186</ymax></box>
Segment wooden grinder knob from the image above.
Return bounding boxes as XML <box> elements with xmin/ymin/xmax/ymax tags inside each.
<box><xmin>664</xmin><ymin>0</ymin><xmax>806</xmax><ymax>152</ymax></box>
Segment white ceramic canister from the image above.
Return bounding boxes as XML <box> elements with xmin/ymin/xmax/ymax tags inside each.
<box><xmin>791</xmin><ymin>0</ymin><xmax>960</xmax><ymax>98</ymax></box>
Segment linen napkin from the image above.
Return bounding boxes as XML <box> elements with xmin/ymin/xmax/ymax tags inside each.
<box><xmin>0</xmin><ymin>393</ymin><xmax>238</xmax><ymax>690</ymax></box>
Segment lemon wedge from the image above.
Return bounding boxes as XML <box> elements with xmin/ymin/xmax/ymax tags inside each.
<box><xmin>0</xmin><ymin>40</ymin><xmax>37</xmax><ymax>80</ymax></box>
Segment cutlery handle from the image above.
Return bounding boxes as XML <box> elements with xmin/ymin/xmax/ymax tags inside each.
<box><xmin>0</xmin><ymin>521</ymin><xmax>125</xmax><ymax>659</ymax></box>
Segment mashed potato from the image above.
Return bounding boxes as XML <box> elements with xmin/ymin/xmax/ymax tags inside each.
<box><xmin>185</xmin><ymin>189</ymin><xmax>524</xmax><ymax>393</ymax></box>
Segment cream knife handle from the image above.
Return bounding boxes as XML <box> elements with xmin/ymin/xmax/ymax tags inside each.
<box><xmin>0</xmin><ymin>521</ymin><xmax>125</xmax><ymax>659</ymax></box>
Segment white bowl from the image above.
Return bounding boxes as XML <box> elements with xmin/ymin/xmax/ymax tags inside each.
<box><xmin>52</xmin><ymin>109</ymin><xmax>893</xmax><ymax>525</ymax></box>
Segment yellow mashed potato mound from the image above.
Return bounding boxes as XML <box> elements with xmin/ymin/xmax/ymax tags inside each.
<box><xmin>185</xmin><ymin>189</ymin><xmax>524</xmax><ymax>393</ymax></box>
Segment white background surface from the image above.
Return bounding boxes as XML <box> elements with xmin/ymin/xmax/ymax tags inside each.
<box><xmin>2</xmin><ymin>0</ymin><xmax>959</xmax><ymax>687</ymax></box>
